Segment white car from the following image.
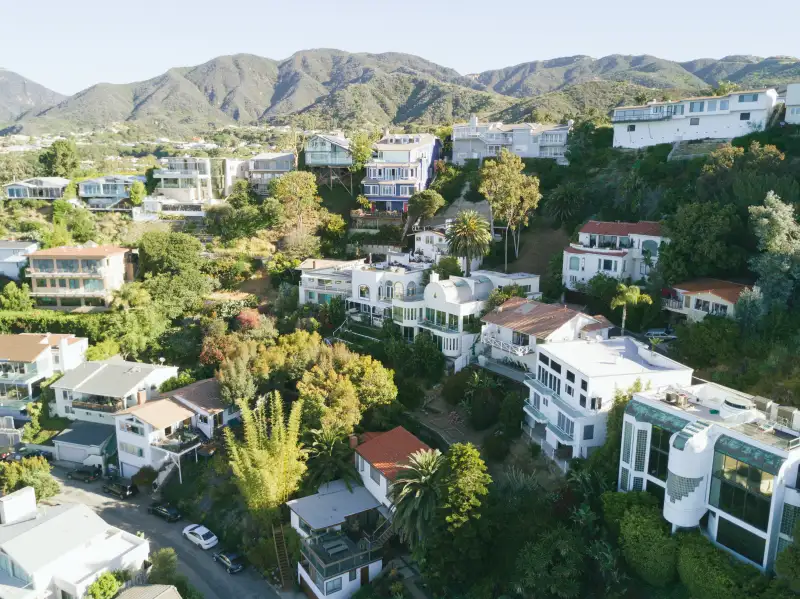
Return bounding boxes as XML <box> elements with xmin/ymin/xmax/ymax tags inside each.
<box><xmin>182</xmin><ymin>524</ymin><xmax>219</xmax><ymax>550</ymax></box>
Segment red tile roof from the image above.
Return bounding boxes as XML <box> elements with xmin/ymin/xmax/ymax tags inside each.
<box><xmin>579</xmin><ymin>221</ymin><xmax>663</xmax><ymax>237</ymax></box>
<box><xmin>672</xmin><ymin>278</ymin><xmax>750</xmax><ymax>304</ymax></box>
<box><xmin>583</xmin><ymin>315</ymin><xmax>614</xmax><ymax>332</ymax></box>
<box><xmin>481</xmin><ymin>297</ymin><xmax>594</xmax><ymax>339</ymax></box>
<box><xmin>564</xmin><ymin>246</ymin><xmax>628</xmax><ymax>257</ymax></box>
<box><xmin>355</xmin><ymin>426</ymin><xmax>430</xmax><ymax>481</ymax></box>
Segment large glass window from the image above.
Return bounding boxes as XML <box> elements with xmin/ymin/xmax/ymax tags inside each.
<box><xmin>709</xmin><ymin>451</ymin><xmax>773</xmax><ymax>531</ymax></box>
<box><xmin>370</xmin><ymin>464</ymin><xmax>380</xmax><ymax>484</ymax></box>
<box><xmin>32</xmin><ymin>259</ymin><xmax>54</xmax><ymax>273</ymax></box>
<box><xmin>448</xmin><ymin>314</ymin><xmax>459</xmax><ymax>330</ymax></box>
<box><xmin>556</xmin><ymin>412</ymin><xmax>574</xmax><ymax>438</ymax></box>
<box><xmin>648</xmin><ymin>426</ymin><xmax>671</xmax><ymax>481</ymax></box>
<box><xmin>55</xmin><ymin>259</ymin><xmax>79</xmax><ymax>273</ymax></box>
<box><xmin>84</xmin><ymin>279</ymin><xmax>104</xmax><ymax>292</ymax></box>
<box><xmin>716</xmin><ymin>516</ymin><xmax>765</xmax><ymax>565</ymax></box>
<box><xmin>569</xmin><ymin>256</ymin><xmax>579</xmax><ymax>270</ymax></box>
<box><xmin>325</xmin><ymin>577</ymin><xmax>342</xmax><ymax>594</ymax></box>
<box><xmin>512</xmin><ymin>331</ymin><xmax>529</xmax><ymax>346</ymax></box>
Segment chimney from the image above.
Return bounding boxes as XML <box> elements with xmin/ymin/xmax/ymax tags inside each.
<box><xmin>137</xmin><ymin>389</ymin><xmax>147</xmax><ymax>405</ymax></box>
<box><xmin>0</xmin><ymin>487</ymin><xmax>37</xmax><ymax>524</ymax></box>
<box><xmin>430</xmin><ymin>272</ymin><xmax>440</xmax><ymax>283</ymax></box>
<box><xmin>349</xmin><ymin>434</ymin><xmax>358</xmax><ymax>449</ymax></box>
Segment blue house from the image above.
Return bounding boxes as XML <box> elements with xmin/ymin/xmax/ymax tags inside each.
<box><xmin>361</xmin><ymin>133</ymin><xmax>440</xmax><ymax>212</ymax></box>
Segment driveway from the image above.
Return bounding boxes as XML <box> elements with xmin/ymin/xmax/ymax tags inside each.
<box><xmin>50</xmin><ymin>470</ymin><xmax>283</xmax><ymax>599</ymax></box>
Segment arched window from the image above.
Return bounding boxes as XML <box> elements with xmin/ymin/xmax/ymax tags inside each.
<box><xmin>569</xmin><ymin>256</ymin><xmax>580</xmax><ymax>271</ymax></box>
<box><xmin>642</xmin><ymin>239</ymin><xmax>659</xmax><ymax>257</ymax></box>
<box><xmin>385</xmin><ymin>281</ymin><xmax>394</xmax><ymax>299</ymax></box>
<box><xmin>407</xmin><ymin>281</ymin><xmax>416</xmax><ymax>297</ymax></box>
<box><xmin>359</xmin><ymin>285</ymin><xmax>370</xmax><ymax>299</ymax></box>
<box><xmin>394</xmin><ymin>281</ymin><xmax>404</xmax><ymax>298</ymax></box>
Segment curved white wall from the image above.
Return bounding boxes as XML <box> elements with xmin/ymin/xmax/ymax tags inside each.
<box><xmin>663</xmin><ymin>429</ymin><xmax>714</xmax><ymax>528</ymax></box>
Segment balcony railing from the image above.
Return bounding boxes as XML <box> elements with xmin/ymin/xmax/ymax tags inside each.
<box><xmin>305</xmin><ymin>153</ymin><xmax>353</xmax><ymax>166</ymax></box>
<box><xmin>302</xmin><ymin>283</ymin><xmax>350</xmax><ymax>293</ymax></box>
<box><xmin>612</xmin><ymin>112</ymin><xmax>673</xmax><ymax>123</ymax></box>
<box><xmin>26</xmin><ymin>268</ymin><xmax>106</xmax><ymax>277</ymax></box>
<box><xmin>481</xmin><ymin>334</ymin><xmax>534</xmax><ymax>356</ymax></box>
<box><xmin>30</xmin><ymin>288</ymin><xmax>107</xmax><ymax>297</ymax></box>
<box><xmin>72</xmin><ymin>399</ymin><xmax>124</xmax><ymax>413</ymax></box>
<box><xmin>662</xmin><ymin>298</ymin><xmax>684</xmax><ymax>310</ymax></box>
<box><xmin>300</xmin><ymin>535</ymin><xmax>382</xmax><ymax>580</ymax></box>
<box><xmin>350</xmin><ymin>210</ymin><xmax>404</xmax><ymax>219</ymax></box>
<box><xmin>392</xmin><ymin>293</ymin><xmax>425</xmax><ymax>303</ymax></box>
<box><xmin>154</xmin><ymin>168</ymin><xmax>208</xmax><ymax>177</ymax></box>
<box><xmin>152</xmin><ymin>428</ymin><xmax>202</xmax><ymax>454</ymax></box>
<box><xmin>420</xmin><ymin>319</ymin><xmax>459</xmax><ymax>334</ymax></box>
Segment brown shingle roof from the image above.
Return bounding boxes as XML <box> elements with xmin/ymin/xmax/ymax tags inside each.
<box><xmin>355</xmin><ymin>426</ymin><xmax>430</xmax><ymax>481</ymax></box>
<box><xmin>117</xmin><ymin>399</ymin><xmax>194</xmax><ymax>430</ymax></box>
<box><xmin>161</xmin><ymin>379</ymin><xmax>224</xmax><ymax>415</ymax></box>
<box><xmin>579</xmin><ymin>221</ymin><xmax>663</xmax><ymax>237</ymax></box>
<box><xmin>29</xmin><ymin>245</ymin><xmax>128</xmax><ymax>258</ymax></box>
<box><xmin>481</xmin><ymin>297</ymin><xmax>595</xmax><ymax>339</ymax></box>
<box><xmin>672</xmin><ymin>278</ymin><xmax>750</xmax><ymax>304</ymax></box>
<box><xmin>583</xmin><ymin>315</ymin><xmax>614</xmax><ymax>332</ymax></box>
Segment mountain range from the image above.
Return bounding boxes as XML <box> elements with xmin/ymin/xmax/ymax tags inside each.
<box><xmin>1</xmin><ymin>51</ymin><xmax>799</xmax><ymax>136</ymax></box>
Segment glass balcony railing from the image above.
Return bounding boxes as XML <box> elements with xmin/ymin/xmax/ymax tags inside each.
<box><xmin>152</xmin><ymin>428</ymin><xmax>202</xmax><ymax>453</ymax></box>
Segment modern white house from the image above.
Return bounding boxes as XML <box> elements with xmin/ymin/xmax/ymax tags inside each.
<box><xmin>287</xmin><ymin>426</ymin><xmax>428</xmax><ymax>599</ymax></box>
<box><xmin>562</xmin><ymin>221</ymin><xmax>668</xmax><ymax>291</ymax></box>
<box><xmin>523</xmin><ymin>337</ymin><xmax>693</xmax><ymax>470</ymax></box>
<box><xmin>786</xmin><ymin>83</ymin><xmax>800</xmax><ymax>125</ymax></box>
<box><xmin>78</xmin><ymin>175</ymin><xmax>146</xmax><ymax>211</ymax></box>
<box><xmin>0</xmin><ymin>333</ymin><xmax>88</xmax><ymax>417</ymax></box>
<box><xmin>619</xmin><ymin>382</ymin><xmax>800</xmax><ymax>571</ymax></box>
<box><xmin>612</xmin><ymin>89</ymin><xmax>779</xmax><ymax>149</ymax></box>
<box><xmin>3</xmin><ymin>177</ymin><xmax>71</xmax><ymax>201</ymax></box>
<box><xmin>0</xmin><ymin>486</ymin><xmax>150</xmax><ymax>599</ymax></box>
<box><xmin>299</xmin><ymin>259</ymin><xmax>367</xmax><ymax>307</ymax></box>
<box><xmin>153</xmin><ymin>157</ymin><xmax>213</xmax><ymax>203</ymax></box>
<box><xmin>661</xmin><ymin>278</ymin><xmax>750</xmax><ymax>322</ymax></box>
<box><xmin>0</xmin><ymin>240</ymin><xmax>39</xmax><ymax>280</ymax></box>
<box><xmin>248</xmin><ymin>152</ymin><xmax>296</xmax><ymax>195</ymax></box>
<box><xmin>452</xmin><ymin>115</ymin><xmax>572</xmax><ymax>165</ymax></box>
<box><xmin>26</xmin><ymin>243</ymin><xmax>132</xmax><ymax>309</ymax></box>
<box><xmin>304</xmin><ymin>133</ymin><xmax>353</xmax><ymax>168</ymax></box>
<box><xmin>410</xmin><ymin>229</ymin><xmax>482</xmax><ymax>274</ymax></box>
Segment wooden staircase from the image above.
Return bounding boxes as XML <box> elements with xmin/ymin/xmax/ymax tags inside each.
<box><xmin>272</xmin><ymin>522</ymin><xmax>293</xmax><ymax>590</ymax></box>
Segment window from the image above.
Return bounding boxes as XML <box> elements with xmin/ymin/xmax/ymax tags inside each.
<box><xmin>690</xmin><ymin>117</ymin><xmax>700</xmax><ymax>126</ymax></box>
<box><xmin>531</xmin><ymin>392</ymin><xmax>540</xmax><ymax>410</ymax></box>
<box><xmin>569</xmin><ymin>256</ymin><xmax>580</xmax><ymax>271</ymax></box>
<box><xmin>566</xmin><ymin>371</ymin><xmax>575</xmax><ymax>383</ymax></box>
<box><xmin>716</xmin><ymin>517</ymin><xmax>765</xmax><ymax>565</ymax></box>
<box><xmin>694</xmin><ymin>298</ymin><xmax>710</xmax><ymax>312</ymax></box>
<box><xmin>538</xmin><ymin>354</ymin><xmax>549</xmax><ymax>366</ymax></box>
<box><xmin>627</xmin><ymin>125</ymin><xmax>636</xmax><ymax>132</ymax></box>
<box><xmin>583</xmin><ymin>425</ymin><xmax>594</xmax><ymax>440</ymax></box>
<box><xmin>69</xmin><ymin>279</ymin><xmax>80</xmax><ymax>290</ymax></box>
<box><xmin>740</xmin><ymin>112</ymin><xmax>751</xmax><ymax>121</ymax></box>
<box><xmin>359</xmin><ymin>285</ymin><xmax>369</xmax><ymax>299</ymax></box>
<box><xmin>781</xmin><ymin>503</ymin><xmax>800</xmax><ymax>536</ymax></box>
<box><xmin>738</xmin><ymin>93</ymin><xmax>759</xmax><ymax>103</ymax></box>
<box><xmin>363</xmin><ymin>185</ymin><xmax>379</xmax><ymax>195</ymax></box>
<box><xmin>791</xmin><ymin>107</ymin><xmax>800</xmax><ymax>116</ymax></box>
<box><xmin>709</xmin><ymin>451</ymin><xmax>773</xmax><ymax>531</ymax></box>
<box><xmin>370</xmin><ymin>463</ymin><xmax>381</xmax><ymax>484</ymax></box>
<box><xmin>512</xmin><ymin>331</ymin><xmax>529</xmax><ymax>346</ymax></box>
<box><xmin>325</xmin><ymin>577</ymin><xmax>343</xmax><ymax>594</ymax></box>
<box><xmin>565</xmin><ymin>385</ymin><xmax>573</xmax><ymax>397</ymax></box>
<box><xmin>634</xmin><ymin>429</ymin><xmax>648</xmax><ymax>472</ymax></box>
<box><xmin>119</xmin><ymin>442</ymin><xmax>144</xmax><ymax>457</ymax></box>
<box><xmin>349</xmin><ymin>569</ymin><xmax>357</xmax><ymax>581</ymax></box>
<box><xmin>600</xmin><ymin>259</ymin><xmax>617</xmax><ymax>272</ymax></box>
<box><xmin>556</xmin><ymin>412</ymin><xmax>574</xmax><ymax>438</ymax></box>
<box><xmin>720</xmin><ymin>99</ymin><xmax>730</xmax><ymax>110</ymax></box>
<box><xmin>581</xmin><ymin>380</ymin><xmax>587</xmax><ymax>392</ymax></box>
<box><xmin>119</xmin><ymin>421</ymin><xmax>144</xmax><ymax>436</ymax></box>
<box><xmin>622</xmin><ymin>422</ymin><xmax>633</xmax><ymax>464</ymax></box>
<box><xmin>549</xmin><ymin>361</ymin><xmax>561</xmax><ymax>374</ymax></box>
<box><xmin>579</xmin><ymin>395</ymin><xmax>586</xmax><ymax>408</ymax></box>
<box><xmin>711</xmin><ymin>303</ymin><xmax>728</xmax><ymax>316</ymax></box>
<box><xmin>707</xmin><ymin>100</ymin><xmax>717</xmax><ymax>112</ymax></box>
<box><xmin>648</xmin><ymin>426</ymin><xmax>671</xmax><ymax>481</ymax></box>
<box><xmin>689</xmin><ymin>101</ymin><xmax>705</xmax><ymax>113</ymax></box>
<box><xmin>380</xmin><ymin>185</ymin><xmax>394</xmax><ymax>196</ymax></box>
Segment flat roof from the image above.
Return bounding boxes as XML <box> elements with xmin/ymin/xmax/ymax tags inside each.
<box><xmin>579</xmin><ymin>220</ymin><xmax>663</xmax><ymax>237</ymax></box>
<box><xmin>0</xmin><ymin>240</ymin><xmax>38</xmax><ymax>250</ymax></box>
<box><xmin>286</xmin><ymin>480</ymin><xmax>380</xmax><ymax>530</ymax></box>
<box><xmin>615</xmin><ymin>89</ymin><xmax>773</xmax><ymax>110</ymax></box>
<box><xmin>29</xmin><ymin>244</ymin><xmax>128</xmax><ymax>258</ymax></box>
<box><xmin>54</xmin><ymin>421</ymin><xmax>115</xmax><ymax>447</ymax></box>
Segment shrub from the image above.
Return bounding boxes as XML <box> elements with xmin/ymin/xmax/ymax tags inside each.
<box><xmin>396</xmin><ymin>377</ymin><xmax>424</xmax><ymax>410</ymax></box>
<box><xmin>676</xmin><ymin>532</ymin><xmax>759</xmax><ymax>599</ymax></box>
<box><xmin>235</xmin><ymin>308</ymin><xmax>261</xmax><ymax>331</ymax></box>
<box><xmin>528</xmin><ymin>443</ymin><xmax>542</xmax><ymax>460</ymax></box>
<box><xmin>86</xmin><ymin>572</ymin><xmax>119</xmax><ymax>599</ymax></box>
<box><xmin>469</xmin><ymin>387</ymin><xmax>500</xmax><ymax>430</ymax></box>
<box><xmin>619</xmin><ymin>504</ymin><xmax>677</xmax><ymax>587</ymax></box>
<box><xmin>600</xmin><ymin>490</ymin><xmax>658</xmax><ymax>539</ymax></box>
<box><xmin>499</xmin><ymin>391</ymin><xmax>523</xmax><ymax>438</ymax></box>
<box><xmin>160</xmin><ymin>371</ymin><xmax>197</xmax><ymax>393</ymax></box>
<box><xmin>483</xmin><ymin>432</ymin><xmax>511</xmax><ymax>461</ymax></box>
<box><xmin>442</xmin><ymin>368</ymin><xmax>472</xmax><ymax>405</ymax></box>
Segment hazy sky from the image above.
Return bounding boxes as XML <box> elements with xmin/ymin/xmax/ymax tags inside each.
<box><xmin>4</xmin><ymin>0</ymin><xmax>798</xmax><ymax>95</ymax></box>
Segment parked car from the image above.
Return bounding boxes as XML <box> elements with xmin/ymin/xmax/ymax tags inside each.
<box><xmin>24</xmin><ymin>449</ymin><xmax>53</xmax><ymax>461</ymax></box>
<box><xmin>148</xmin><ymin>502</ymin><xmax>182</xmax><ymax>522</ymax></box>
<box><xmin>645</xmin><ymin>328</ymin><xmax>676</xmax><ymax>341</ymax></box>
<box><xmin>182</xmin><ymin>524</ymin><xmax>219</xmax><ymax>550</ymax></box>
<box><xmin>67</xmin><ymin>465</ymin><xmax>102</xmax><ymax>482</ymax></box>
<box><xmin>3</xmin><ymin>448</ymin><xmax>52</xmax><ymax>463</ymax></box>
<box><xmin>102</xmin><ymin>479</ymin><xmax>139</xmax><ymax>499</ymax></box>
<box><xmin>212</xmin><ymin>551</ymin><xmax>245</xmax><ymax>574</ymax></box>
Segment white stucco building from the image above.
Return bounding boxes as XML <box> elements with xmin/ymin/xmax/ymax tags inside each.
<box><xmin>562</xmin><ymin>221</ymin><xmax>668</xmax><ymax>291</ymax></box>
<box><xmin>409</xmin><ymin>229</ymin><xmax>482</xmax><ymax>274</ymax></box>
<box><xmin>786</xmin><ymin>83</ymin><xmax>800</xmax><ymax>125</ymax></box>
<box><xmin>153</xmin><ymin>157</ymin><xmax>212</xmax><ymax>203</ymax></box>
<box><xmin>612</xmin><ymin>89</ymin><xmax>779</xmax><ymax>149</ymax></box>
<box><xmin>248</xmin><ymin>152</ymin><xmax>296</xmax><ymax>196</ymax></box>
<box><xmin>661</xmin><ymin>278</ymin><xmax>750</xmax><ymax>322</ymax></box>
<box><xmin>0</xmin><ymin>240</ymin><xmax>39</xmax><ymax>281</ymax></box>
<box><xmin>619</xmin><ymin>382</ymin><xmax>800</xmax><ymax>571</ymax></box>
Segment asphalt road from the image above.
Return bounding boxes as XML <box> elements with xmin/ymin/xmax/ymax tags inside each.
<box><xmin>51</xmin><ymin>469</ymin><xmax>282</xmax><ymax>599</ymax></box>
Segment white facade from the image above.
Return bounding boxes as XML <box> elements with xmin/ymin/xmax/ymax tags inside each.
<box><xmin>785</xmin><ymin>84</ymin><xmax>800</xmax><ymax>125</ymax></box>
<box><xmin>411</xmin><ymin>230</ymin><xmax>482</xmax><ymax>274</ymax></box>
<box><xmin>153</xmin><ymin>157</ymin><xmax>213</xmax><ymax>203</ymax></box>
<box><xmin>299</xmin><ymin>259</ymin><xmax>366</xmax><ymax>307</ymax></box>
<box><xmin>562</xmin><ymin>222</ymin><xmax>668</xmax><ymax>291</ymax></box>
<box><xmin>523</xmin><ymin>337</ymin><xmax>693</xmax><ymax>466</ymax></box>
<box><xmin>452</xmin><ymin>114</ymin><xmax>572</xmax><ymax>165</ymax></box>
<box><xmin>619</xmin><ymin>383</ymin><xmax>800</xmax><ymax>571</ymax></box>
<box><xmin>662</xmin><ymin>279</ymin><xmax>748</xmax><ymax>322</ymax></box>
<box><xmin>0</xmin><ymin>240</ymin><xmax>39</xmax><ymax>280</ymax></box>
<box><xmin>355</xmin><ymin>452</ymin><xmax>391</xmax><ymax>508</ymax></box>
<box><xmin>612</xmin><ymin>89</ymin><xmax>779</xmax><ymax>149</ymax></box>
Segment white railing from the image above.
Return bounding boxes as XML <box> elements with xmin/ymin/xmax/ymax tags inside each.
<box><xmin>30</xmin><ymin>288</ymin><xmax>107</xmax><ymax>297</ymax></box>
<box><xmin>481</xmin><ymin>334</ymin><xmax>534</xmax><ymax>356</ymax></box>
<box><xmin>662</xmin><ymin>298</ymin><xmax>684</xmax><ymax>310</ymax></box>
<box><xmin>302</xmin><ymin>284</ymin><xmax>350</xmax><ymax>293</ymax></box>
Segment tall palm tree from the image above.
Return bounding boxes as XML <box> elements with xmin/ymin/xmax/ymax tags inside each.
<box><xmin>610</xmin><ymin>283</ymin><xmax>652</xmax><ymax>336</ymax></box>
<box><xmin>305</xmin><ymin>427</ymin><xmax>360</xmax><ymax>491</ymax></box>
<box><xmin>389</xmin><ymin>449</ymin><xmax>444</xmax><ymax>550</ymax></box>
<box><xmin>445</xmin><ymin>210</ymin><xmax>492</xmax><ymax>276</ymax></box>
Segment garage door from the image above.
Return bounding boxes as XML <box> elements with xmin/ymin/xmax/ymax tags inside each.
<box><xmin>121</xmin><ymin>462</ymin><xmax>140</xmax><ymax>478</ymax></box>
<box><xmin>56</xmin><ymin>444</ymin><xmax>88</xmax><ymax>464</ymax></box>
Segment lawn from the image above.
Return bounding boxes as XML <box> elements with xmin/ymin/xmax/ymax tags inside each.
<box><xmin>30</xmin><ymin>414</ymin><xmax>71</xmax><ymax>445</ymax></box>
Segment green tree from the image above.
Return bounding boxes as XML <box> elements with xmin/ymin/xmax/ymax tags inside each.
<box><xmin>110</xmin><ymin>282</ymin><xmax>152</xmax><ymax>311</ymax></box>
<box><xmin>39</xmin><ymin>139</ymin><xmax>79</xmax><ymax>177</ymax></box>
<box><xmin>227</xmin><ymin>179</ymin><xmax>257</xmax><ymax>208</ymax></box>
<box><xmin>138</xmin><ymin>231</ymin><xmax>204</xmax><ymax>277</ymax></box>
<box><xmin>42</xmin><ymin>222</ymin><xmax>74</xmax><ymax>249</ymax></box>
<box><xmin>440</xmin><ymin>443</ymin><xmax>492</xmax><ymax>532</ymax></box>
<box><xmin>478</xmin><ymin>149</ymin><xmax>542</xmax><ymax>271</ymax></box>
<box><xmin>0</xmin><ymin>282</ymin><xmax>34</xmax><ymax>311</ymax></box>
<box><xmin>543</xmin><ymin>181</ymin><xmax>587</xmax><ymax>227</ymax></box>
<box><xmin>430</xmin><ymin>256</ymin><xmax>463</xmax><ymax>281</ymax></box>
<box><xmin>129</xmin><ymin>180</ymin><xmax>146</xmax><ymax>206</ymax></box>
<box><xmin>445</xmin><ymin>210</ymin><xmax>491</xmax><ymax>276</ymax></box>
<box><xmin>86</xmin><ymin>572</ymin><xmax>120</xmax><ymax>599</ymax></box>
<box><xmin>515</xmin><ymin>525</ymin><xmax>584</xmax><ymax>599</ymax></box>
<box><xmin>218</xmin><ymin>354</ymin><xmax>257</xmax><ymax>406</ymax></box>
<box><xmin>408</xmin><ymin>189</ymin><xmax>445</xmax><ymax>223</ymax></box>
<box><xmin>86</xmin><ymin>339</ymin><xmax>120</xmax><ymax>361</ymax></box>
<box><xmin>713</xmin><ymin>80</ymin><xmax>740</xmax><ymax>96</ymax></box>
<box><xmin>148</xmin><ymin>547</ymin><xmax>204</xmax><ymax>599</ymax></box>
<box><xmin>305</xmin><ymin>427</ymin><xmax>360</xmax><ymax>491</ymax></box>
<box><xmin>610</xmin><ymin>283</ymin><xmax>652</xmax><ymax>336</ymax></box>
<box><xmin>349</xmin><ymin>131</ymin><xmax>376</xmax><ymax>172</ymax></box>
<box><xmin>600</xmin><ymin>490</ymin><xmax>658</xmax><ymax>539</ymax></box>
<box><xmin>389</xmin><ymin>449</ymin><xmax>445</xmax><ymax>550</ymax></box>
<box><xmin>0</xmin><ymin>457</ymin><xmax>60</xmax><ymax>501</ymax></box>
<box><xmin>619</xmin><ymin>504</ymin><xmax>677</xmax><ymax>586</ymax></box>
<box><xmin>776</xmin><ymin>521</ymin><xmax>800</xmax><ymax>592</ymax></box>
<box><xmin>269</xmin><ymin>171</ymin><xmax>320</xmax><ymax>233</ymax></box>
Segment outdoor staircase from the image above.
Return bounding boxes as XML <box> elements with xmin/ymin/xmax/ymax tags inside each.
<box><xmin>367</xmin><ymin>515</ymin><xmax>395</xmax><ymax>549</ymax></box>
<box><xmin>272</xmin><ymin>521</ymin><xmax>292</xmax><ymax>590</ymax></box>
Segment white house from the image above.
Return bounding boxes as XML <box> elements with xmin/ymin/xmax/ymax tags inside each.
<box><xmin>248</xmin><ymin>152</ymin><xmax>295</xmax><ymax>196</ymax></box>
<box><xmin>523</xmin><ymin>337</ymin><xmax>693</xmax><ymax>470</ymax></box>
<box><xmin>153</xmin><ymin>157</ymin><xmax>212</xmax><ymax>203</ymax></box>
<box><xmin>612</xmin><ymin>89</ymin><xmax>779</xmax><ymax>149</ymax></box>
<box><xmin>410</xmin><ymin>229</ymin><xmax>482</xmax><ymax>274</ymax></box>
<box><xmin>619</xmin><ymin>382</ymin><xmax>800</xmax><ymax>571</ymax></box>
<box><xmin>3</xmin><ymin>177</ymin><xmax>71</xmax><ymax>201</ymax></box>
<box><xmin>562</xmin><ymin>221</ymin><xmax>668</xmax><ymax>291</ymax></box>
<box><xmin>298</xmin><ymin>259</ymin><xmax>367</xmax><ymax>307</ymax></box>
<box><xmin>785</xmin><ymin>83</ymin><xmax>800</xmax><ymax>125</ymax></box>
<box><xmin>286</xmin><ymin>426</ymin><xmax>428</xmax><ymax>599</ymax></box>
<box><xmin>452</xmin><ymin>114</ymin><xmax>572</xmax><ymax>165</ymax></box>
<box><xmin>0</xmin><ymin>333</ymin><xmax>88</xmax><ymax>418</ymax></box>
<box><xmin>78</xmin><ymin>175</ymin><xmax>146</xmax><ymax>211</ymax></box>
<box><xmin>0</xmin><ymin>486</ymin><xmax>150</xmax><ymax>599</ymax></box>
<box><xmin>0</xmin><ymin>240</ymin><xmax>39</xmax><ymax>280</ymax></box>
<box><xmin>661</xmin><ymin>278</ymin><xmax>750</xmax><ymax>322</ymax></box>
<box><xmin>162</xmin><ymin>378</ymin><xmax>240</xmax><ymax>440</ymax></box>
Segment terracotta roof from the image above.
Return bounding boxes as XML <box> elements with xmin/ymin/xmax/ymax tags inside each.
<box><xmin>481</xmin><ymin>297</ymin><xmax>595</xmax><ymax>339</ymax></box>
<box><xmin>117</xmin><ymin>399</ymin><xmax>194</xmax><ymax>430</ymax></box>
<box><xmin>161</xmin><ymin>379</ymin><xmax>224</xmax><ymax>415</ymax></box>
<box><xmin>579</xmin><ymin>221</ymin><xmax>663</xmax><ymax>237</ymax></box>
<box><xmin>29</xmin><ymin>245</ymin><xmax>128</xmax><ymax>258</ymax></box>
<box><xmin>564</xmin><ymin>246</ymin><xmax>628</xmax><ymax>257</ymax></box>
<box><xmin>583</xmin><ymin>315</ymin><xmax>614</xmax><ymax>332</ymax></box>
<box><xmin>0</xmin><ymin>334</ymin><xmax>52</xmax><ymax>362</ymax></box>
<box><xmin>672</xmin><ymin>278</ymin><xmax>750</xmax><ymax>304</ymax></box>
<box><xmin>355</xmin><ymin>426</ymin><xmax>430</xmax><ymax>481</ymax></box>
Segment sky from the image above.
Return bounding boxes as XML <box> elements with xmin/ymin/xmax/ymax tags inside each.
<box><xmin>3</xmin><ymin>0</ymin><xmax>799</xmax><ymax>95</ymax></box>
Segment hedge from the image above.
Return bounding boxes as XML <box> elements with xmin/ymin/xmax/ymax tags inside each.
<box><xmin>676</xmin><ymin>532</ymin><xmax>759</xmax><ymax>599</ymax></box>
<box><xmin>0</xmin><ymin>311</ymin><xmax>113</xmax><ymax>343</ymax></box>
<box><xmin>620</xmin><ymin>505</ymin><xmax>677</xmax><ymax>587</ymax></box>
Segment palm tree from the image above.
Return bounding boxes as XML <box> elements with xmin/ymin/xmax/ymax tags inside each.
<box><xmin>305</xmin><ymin>428</ymin><xmax>360</xmax><ymax>491</ymax></box>
<box><xmin>389</xmin><ymin>448</ymin><xmax>444</xmax><ymax>550</ymax></box>
<box><xmin>610</xmin><ymin>283</ymin><xmax>652</xmax><ymax>336</ymax></box>
<box><xmin>445</xmin><ymin>210</ymin><xmax>492</xmax><ymax>276</ymax></box>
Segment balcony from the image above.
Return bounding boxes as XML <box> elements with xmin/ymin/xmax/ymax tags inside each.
<box><xmin>662</xmin><ymin>298</ymin><xmax>684</xmax><ymax>311</ymax></box>
<box><xmin>419</xmin><ymin>319</ymin><xmax>459</xmax><ymax>334</ymax></box>
<box><xmin>26</xmin><ymin>268</ymin><xmax>106</xmax><ymax>278</ymax></box>
<box><xmin>154</xmin><ymin>168</ymin><xmax>208</xmax><ymax>177</ymax></box>
<box><xmin>30</xmin><ymin>288</ymin><xmax>107</xmax><ymax>297</ymax></box>
<box><xmin>305</xmin><ymin>153</ymin><xmax>352</xmax><ymax>167</ymax></box>
<box><xmin>302</xmin><ymin>283</ymin><xmax>350</xmax><ymax>293</ymax></box>
<box><xmin>300</xmin><ymin>531</ymin><xmax>382</xmax><ymax>580</ymax></box>
<box><xmin>481</xmin><ymin>334</ymin><xmax>534</xmax><ymax>357</ymax></box>
<box><xmin>611</xmin><ymin>111</ymin><xmax>674</xmax><ymax>123</ymax></box>
<box><xmin>72</xmin><ymin>398</ymin><xmax>124</xmax><ymax>413</ymax></box>
<box><xmin>392</xmin><ymin>292</ymin><xmax>425</xmax><ymax>303</ymax></box>
<box><xmin>152</xmin><ymin>428</ymin><xmax>203</xmax><ymax>454</ymax></box>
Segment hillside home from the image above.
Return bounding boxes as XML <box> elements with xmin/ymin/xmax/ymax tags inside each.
<box><xmin>619</xmin><ymin>382</ymin><xmax>800</xmax><ymax>571</ymax></box>
<box><xmin>26</xmin><ymin>243</ymin><xmax>132</xmax><ymax>309</ymax></box>
<box><xmin>304</xmin><ymin>133</ymin><xmax>353</xmax><ymax>167</ymax></box>
<box><xmin>51</xmin><ymin>420</ymin><xmax>117</xmax><ymax>467</ymax></box>
<box><xmin>361</xmin><ymin>133</ymin><xmax>440</xmax><ymax>212</ymax></box>
<box><xmin>248</xmin><ymin>152</ymin><xmax>296</xmax><ymax>195</ymax></box>
<box><xmin>562</xmin><ymin>221</ymin><xmax>668</xmax><ymax>291</ymax></box>
<box><xmin>0</xmin><ymin>240</ymin><xmax>39</xmax><ymax>280</ymax></box>
<box><xmin>299</xmin><ymin>259</ymin><xmax>367</xmax><ymax>307</ymax></box>
<box><xmin>153</xmin><ymin>157</ymin><xmax>212</xmax><ymax>203</ymax></box>
<box><xmin>0</xmin><ymin>333</ymin><xmax>88</xmax><ymax>416</ymax></box>
<box><xmin>452</xmin><ymin>114</ymin><xmax>572</xmax><ymax>165</ymax></box>
<box><xmin>785</xmin><ymin>83</ymin><xmax>800</xmax><ymax>125</ymax></box>
<box><xmin>161</xmin><ymin>378</ymin><xmax>240</xmax><ymax>440</ymax></box>
<box><xmin>0</xmin><ymin>486</ymin><xmax>150</xmax><ymax>599</ymax></box>
<box><xmin>410</xmin><ymin>229</ymin><xmax>482</xmax><ymax>274</ymax></box>
<box><xmin>3</xmin><ymin>177</ymin><xmax>71</xmax><ymax>201</ymax></box>
<box><xmin>612</xmin><ymin>89</ymin><xmax>779</xmax><ymax>149</ymax></box>
<box><xmin>478</xmin><ymin>297</ymin><xmax>612</xmax><ymax>381</ymax></box>
<box><xmin>287</xmin><ymin>426</ymin><xmax>428</xmax><ymax>599</ymax></box>
<box><xmin>662</xmin><ymin>278</ymin><xmax>749</xmax><ymax>322</ymax></box>
<box><xmin>222</xmin><ymin>158</ymin><xmax>249</xmax><ymax>196</ymax></box>
<box><xmin>78</xmin><ymin>175</ymin><xmax>146</xmax><ymax>211</ymax></box>
<box><xmin>524</xmin><ymin>337</ymin><xmax>693</xmax><ymax>470</ymax></box>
